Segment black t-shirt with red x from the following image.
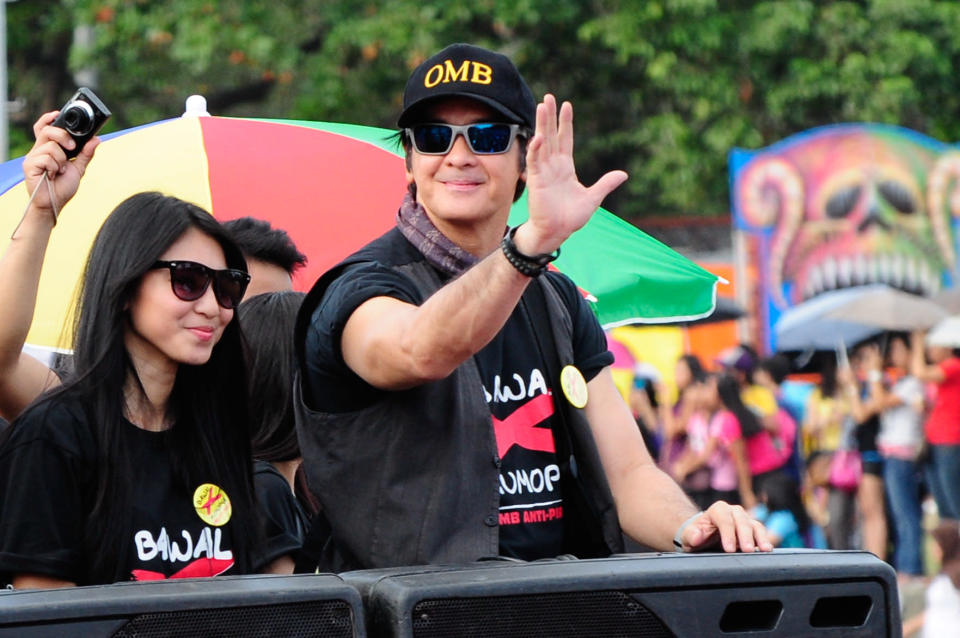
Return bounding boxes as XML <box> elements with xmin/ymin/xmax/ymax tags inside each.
<box><xmin>473</xmin><ymin>286</ymin><xmax>611</xmax><ymax>560</ymax></box>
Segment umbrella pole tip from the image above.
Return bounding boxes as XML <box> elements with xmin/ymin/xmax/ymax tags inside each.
<box><xmin>182</xmin><ymin>95</ymin><xmax>210</xmax><ymax>117</ymax></box>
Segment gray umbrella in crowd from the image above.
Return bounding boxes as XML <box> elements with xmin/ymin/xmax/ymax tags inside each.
<box><xmin>932</xmin><ymin>287</ymin><xmax>960</xmax><ymax>314</ymax></box>
<box><xmin>774</xmin><ymin>286</ymin><xmax>886</xmax><ymax>351</ymax></box>
<box><xmin>823</xmin><ymin>284</ymin><xmax>948</xmax><ymax>332</ymax></box>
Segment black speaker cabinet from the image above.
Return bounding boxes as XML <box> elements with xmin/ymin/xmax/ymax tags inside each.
<box><xmin>0</xmin><ymin>573</ymin><xmax>365</xmax><ymax>637</ymax></box>
<box><xmin>342</xmin><ymin>550</ymin><xmax>900</xmax><ymax>637</ymax></box>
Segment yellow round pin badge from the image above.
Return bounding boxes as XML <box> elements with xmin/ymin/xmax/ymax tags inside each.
<box><xmin>193</xmin><ymin>483</ymin><xmax>232</xmax><ymax>527</ymax></box>
<box><xmin>560</xmin><ymin>365</ymin><xmax>588</xmax><ymax>408</ymax></box>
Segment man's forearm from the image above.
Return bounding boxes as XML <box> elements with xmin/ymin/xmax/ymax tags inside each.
<box><xmin>343</xmin><ymin>237</ymin><xmax>536</xmax><ymax>389</ymax></box>
<box><xmin>584</xmin><ymin>371</ymin><xmax>698</xmax><ymax>551</ymax></box>
<box><xmin>616</xmin><ymin>463</ymin><xmax>699</xmax><ymax>551</ymax></box>
<box><xmin>403</xmin><ymin>247</ymin><xmax>532</xmax><ymax>375</ymax></box>
<box><xmin>909</xmin><ymin>332</ymin><xmax>940</xmax><ymax>382</ymax></box>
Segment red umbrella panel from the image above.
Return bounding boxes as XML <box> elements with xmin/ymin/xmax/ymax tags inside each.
<box><xmin>197</xmin><ymin>118</ymin><xmax>408</xmax><ymax>289</ymax></box>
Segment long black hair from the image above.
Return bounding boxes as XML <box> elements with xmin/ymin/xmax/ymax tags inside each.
<box><xmin>716</xmin><ymin>373</ymin><xmax>763</xmax><ymax>438</ymax></box>
<box><xmin>819</xmin><ymin>356</ymin><xmax>838</xmax><ymax>398</ymax></box>
<box><xmin>238</xmin><ymin>291</ymin><xmax>304</xmax><ymax>463</ymax></box>
<box><xmin>238</xmin><ymin>291</ymin><xmax>318</xmax><ymax>516</ymax></box>
<box><xmin>679</xmin><ymin>354</ymin><xmax>707</xmax><ymax>386</ymax></box>
<box><xmin>25</xmin><ymin>192</ymin><xmax>258</xmax><ymax>584</ymax></box>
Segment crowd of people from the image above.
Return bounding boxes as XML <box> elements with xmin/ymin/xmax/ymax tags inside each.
<box><xmin>640</xmin><ymin>336</ymin><xmax>960</xmax><ymax>593</ymax></box>
<box><xmin>632</xmin><ymin>335</ymin><xmax>960</xmax><ymax>634</ymax></box>
<box><xmin>0</xmin><ymin>43</ymin><xmax>771</xmax><ymax>589</ymax></box>
<box><xmin>634</xmin><ymin>348</ymin><xmax>814</xmax><ymax>549</ymax></box>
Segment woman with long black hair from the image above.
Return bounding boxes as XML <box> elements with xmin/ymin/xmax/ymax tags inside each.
<box><xmin>715</xmin><ymin>374</ymin><xmax>793</xmax><ymax>510</ymax></box>
<box><xmin>0</xmin><ymin>112</ymin><xmax>260</xmax><ymax>587</ymax></box>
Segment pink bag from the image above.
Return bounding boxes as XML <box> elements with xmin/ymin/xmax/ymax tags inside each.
<box><xmin>828</xmin><ymin>449</ymin><xmax>862</xmax><ymax>491</ymax></box>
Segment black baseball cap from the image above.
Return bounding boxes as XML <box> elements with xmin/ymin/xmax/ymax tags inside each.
<box><xmin>397</xmin><ymin>43</ymin><xmax>536</xmax><ymax>130</ymax></box>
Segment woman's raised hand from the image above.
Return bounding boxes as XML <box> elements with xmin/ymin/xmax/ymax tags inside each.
<box><xmin>22</xmin><ymin>112</ymin><xmax>100</xmax><ymax>218</ymax></box>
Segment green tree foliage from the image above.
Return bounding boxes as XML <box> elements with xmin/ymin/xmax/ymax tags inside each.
<box><xmin>7</xmin><ymin>0</ymin><xmax>960</xmax><ymax>218</ymax></box>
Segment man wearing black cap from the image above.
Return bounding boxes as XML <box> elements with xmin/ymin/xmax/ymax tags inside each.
<box><xmin>294</xmin><ymin>43</ymin><xmax>769</xmax><ymax>570</ymax></box>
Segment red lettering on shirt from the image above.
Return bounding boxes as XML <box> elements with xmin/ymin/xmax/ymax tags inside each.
<box><xmin>499</xmin><ymin>511</ymin><xmax>523</xmax><ymax>526</ymax></box>
<box><xmin>520</xmin><ymin>506</ymin><xmax>564</xmax><ymax>524</ymax></box>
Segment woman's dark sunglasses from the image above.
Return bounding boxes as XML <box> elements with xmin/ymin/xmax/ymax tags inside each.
<box><xmin>151</xmin><ymin>260</ymin><xmax>250</xmax><ymax>310</ymax></box>
<box><xmin>406</xmin><ymin>122</ymin><xmax>526</xmax><ymax>155</ymax></box>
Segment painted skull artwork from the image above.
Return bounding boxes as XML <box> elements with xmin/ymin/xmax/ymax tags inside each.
<box><xmin>731</xmin><ymin>124</ymin><xmax>960</xmax><ymax>349</ymax></box>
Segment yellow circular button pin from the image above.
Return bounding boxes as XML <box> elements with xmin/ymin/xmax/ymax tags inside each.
<box><xmin>560</xmin><ymin>365</ymin><xmax>588</xmax><ymax>408</ymax></box>
<box><xmin>193</xmin><ymin>483</ymin><xmax>232</xmax><ymax>527</ymax></box>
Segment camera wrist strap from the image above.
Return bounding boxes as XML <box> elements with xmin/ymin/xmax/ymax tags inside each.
<box><xmin>11</xmin><ymin>173</ymin><xmax>59</xmax><ymax>239</ymax></box>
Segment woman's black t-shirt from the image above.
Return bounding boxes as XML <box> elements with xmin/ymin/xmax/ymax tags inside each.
<box><xmin>0</xmin><ymin>398</ymin><xmax>242</xmax><ymax>585</ymax></box>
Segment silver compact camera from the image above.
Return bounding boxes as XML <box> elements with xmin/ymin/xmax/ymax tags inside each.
<box><xmin>52</xmin><ymin>87</ymin><xmax>111</xmax><ymax>159</ymax></box>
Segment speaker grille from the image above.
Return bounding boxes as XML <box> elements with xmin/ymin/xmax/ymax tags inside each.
<box><xmin>411</xmin><ymin>591</ymin><xmax>673</xmax><ymax>638</ymax></box>
<box><xmin>113</xmin><ymin>600</ymin><xmax>355</xmax><ymax>638</ymax></box>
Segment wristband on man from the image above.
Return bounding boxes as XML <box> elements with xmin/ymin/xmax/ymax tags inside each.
<box><xmin>501</xmin><ymin>226</ymin><xmax>560</xmax><ymax>278</ymax></box>
<box><xmin>673</xmin><ymin>510</ymin><xmax>704</xmax><ymax>552</ymax></box>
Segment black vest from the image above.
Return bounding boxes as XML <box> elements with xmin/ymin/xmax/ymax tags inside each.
<box><xmin>293</xmin><ymin>229</ymin><xmax>623</xmax><ymax>571</ymax></box>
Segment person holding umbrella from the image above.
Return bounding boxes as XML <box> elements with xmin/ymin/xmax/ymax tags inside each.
<box><xmin>238</xmin><ymin>291</ymin><xmax>319</xmax><ymax>575</ymax></box>
<box><xmin>911</xmin><ymin>329</ymin><xmax>960</xmax><ymax>520</ymax></box>
<box><xmin>294</xmin><ymin>43</ymin><xmax>769</xmax><ymax>570</ymax></box>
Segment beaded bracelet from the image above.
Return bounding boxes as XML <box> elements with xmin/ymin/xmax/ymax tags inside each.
<box><xmin>500</xmin><ymin>226</ymin><xmax>560</xmax><ymax>278</ymax></box>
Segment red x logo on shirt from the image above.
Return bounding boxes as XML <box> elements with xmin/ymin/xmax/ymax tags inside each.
<box><xmin>492</xmin><ymin>393</ymin><xmax>556</xmax><ymax>458</ymax></box>
<box><xmin>131</xmin><ymin>557</ymin><xmax>234</xmax><ymax>581</ymax></box>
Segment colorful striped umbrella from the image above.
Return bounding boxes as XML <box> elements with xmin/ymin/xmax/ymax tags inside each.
<box><xmin>0</xmin><ymin>116</ymin><xmax>719</xmax><ymax>351</ymax></box>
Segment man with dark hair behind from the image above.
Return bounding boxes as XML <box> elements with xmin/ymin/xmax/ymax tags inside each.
<box><xmin>223</xmin><ymin>217</ymin><xmax>307</xmax><ymax>298</ymax></box>
<box><xmin>294</xmin><ymin>42</ymin><xmax>769</xmax><ymax>571</ymax></box>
